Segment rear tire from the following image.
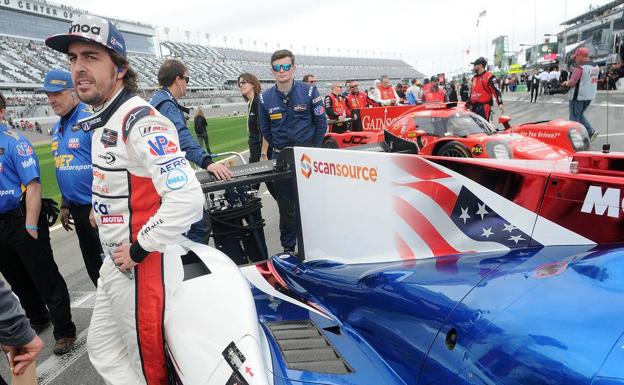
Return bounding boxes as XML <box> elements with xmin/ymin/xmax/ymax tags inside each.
<box><xmin>436</xmin><ymin>141</ymin><xmax>472</xmax><ymax>158</ymax></box>
<box><xmin>322</xmin><ymin>138</ymin><xmax>339</xmax><ymax>149</ymax></box>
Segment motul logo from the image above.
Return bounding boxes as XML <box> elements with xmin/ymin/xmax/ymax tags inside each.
<box><xmin>101</xmin><ymin>215</ymin><xmax>124</xmax><ymax>224</ymax></box>
<box><xmin>70</xmin><ymin>24</ymin><xmax>101</xmax><ymax>35</ymax></box>
<box><xmin>581</xmin><ymin>186</ymin><xmax>622</xmax><ymax>218</ymax></box>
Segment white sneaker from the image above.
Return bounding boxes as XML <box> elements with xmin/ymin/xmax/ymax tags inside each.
<box><xmin>590</xmin><ymin>131</ymin><xmax>599</xmax><ymax>142</ymax></box>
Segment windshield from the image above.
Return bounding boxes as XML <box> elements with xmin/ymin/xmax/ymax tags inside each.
<box><xmin>413</xmin><ymin>111</ymin><xmax>495</xmax><ymax>137</ymax></box>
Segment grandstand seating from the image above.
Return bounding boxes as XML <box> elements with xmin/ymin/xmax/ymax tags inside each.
<box><xmin>0</xmin><ymin>36</ymin><xmax>422</xmax><ymax>91</ymax></box>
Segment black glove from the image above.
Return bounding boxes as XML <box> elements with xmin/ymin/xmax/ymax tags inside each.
<box><xmin>41</xmin><ymin>198</ymin><xmax>59</xmax><ymax>227</ymax></box>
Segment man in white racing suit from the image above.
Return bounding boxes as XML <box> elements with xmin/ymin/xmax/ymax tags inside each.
<box><xmin>46</xmin><ymin>15</ymin><xmax>204</xmax><ymax>384</ymax></box>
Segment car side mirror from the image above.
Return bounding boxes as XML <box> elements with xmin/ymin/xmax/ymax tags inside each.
<box><xmin>499</xmin><ymin>115</ymin><xmax>512</xmax><ymax>129</ymax></box>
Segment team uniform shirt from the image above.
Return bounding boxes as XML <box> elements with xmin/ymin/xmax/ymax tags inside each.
<box><xmin>376</xmin><ymin>85</ymin><xmax>400</xmax><ymax>106</ymax></box>
<box><xmin>258</xmin><ymin>80</ymin><xmax>328</xmax><ymax>149</ymax></box>
<box><xmin>324</xmin><ymin>93</ymin><xmax>347</xmax><ymax>119</ymax></box>
<box><xmin>470</xmin><ymin>71</ymin><xmax>503</xmax><ymax>105</ymax></box>
<box><xmin>149</xmin><ymin>87</ymin><xmax>213</xmax><ymax>168</ymax></box>
<box><xmin>569</xmin><ymin>62</ymin><xmax>599</xmax><ymax>101</ymax></box>
<box><xmin>51</xmin><ymin>102</ymin><xmax>94</xmax><ymax>206</ymax></box>
<box><xmin>0</xmin><ymin>125</ymin><xmax>39</xmax><ymax>214</ymax></box>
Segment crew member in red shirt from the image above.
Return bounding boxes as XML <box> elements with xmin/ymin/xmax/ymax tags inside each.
<box><xmin>345</xmin><ymin>81</ymin><xmax>378</xmax><ymax>115</ymax></box>
<box><xmin>376</xmin><ymin>75</ymin><xmax>400</xmax><ymax>106</ymax></box>
<box><xmin>469</xmin><ymin>57</ymin><xmax>503</xmax><ymax>121</ymax></box>
<box><xmin>324</xmin><ymin>83</ymin><xmax>349</xmax><ymax>133</ymax></box>
<box><xmin>423</xmin><ymin>76</ymin><xmax>447</xmax><ymax>102</ymax></box>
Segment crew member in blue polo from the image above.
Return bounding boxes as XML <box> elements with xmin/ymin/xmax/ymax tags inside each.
<box><xmin>39</xmin><ymin>69</ymin><xmax>102</xmax><ymax>286</ymax></box>
<box><xmin>258</xmin><ymin>49</ymin><xmax>328</xmax><ymax>253</ymax></box>
<box><xmin>0</xmin><ymin>91</ymin><xmax>76</xmax><ymax>355</ymax></box>
<box><xmin>150</xmin><ymin>59</ymin><xmax>231</xmax><ymax>243</ymax></box>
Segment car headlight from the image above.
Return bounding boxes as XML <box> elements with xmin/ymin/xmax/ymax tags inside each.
<box><xmin>486</xmin><ymin>141</ymin><xmax>512</xmax><ymax>159</ymax></box>
<box><xmin>568</xmin><ymin>125</ymin><xmax>589</xmax><ymax>151</ymax></box>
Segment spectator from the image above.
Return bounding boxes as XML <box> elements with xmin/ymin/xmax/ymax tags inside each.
<box><xmin>562</xmin><ymin>47</ymin><xmax>599</xmax><ymax>141</ymax></box>
<box><xmin>406</xmin><ymin>78</ymin><xmax>421</xmax><ymax>105</ymax></box>
<box><xmin>447</xmin><ymin>80</ymin><xmax>458</xmax><ymax>102</ymax></box>
<box><xmin>38</xmin><ymin>69</ymin><xmax>103</xmax><ymax>287</ymax></box>
<box><xmin>342</xmin><ymin>80</ymin><xmax>351</xmax><ymax>98</ymax></box>
<box><xmin>530</xmin><ymin>69</ymin><xmax>540</xmax><ymax>103</ymax></box>
<box><xmin>302</xmin><ymin>74</ymin><xmax>316</xmax><ymax>84</ymax></box>
<box><xmin>258</xmin><ymin>49</ymin><xmax>327</xmax><ymax>253</ymax></box>
<box><xmin>460</xmin><ymin>78</ymin><xmax>469</xmax><ymax>102</ymax></box>
<box><xmin>193</xmin><ymin>108</ymin><xmax>211</xmax><ymax>152</ymax></box>
<box><xmin>376</xmin><ymin>75</ymin><xmax>400</xmax><ymax>105</ymax></box>
<box><xmin>0</xmin><ymin>278</ymin><xmax>44</xmax><ymax>380</ymax></box>
<box><xmin>238</xmin><ymin>73</ymin><xmax>270</xmax><ymax>163</ymax></box>
<box><xmin>539</xmin><ymin>69</ymin><xmax>550</xmax><ymax>95</ymax></box>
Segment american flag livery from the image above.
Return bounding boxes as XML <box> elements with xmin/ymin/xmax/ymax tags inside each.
<box><xmin>393</xmin><ymin>156</ymin><xmax>545</xmax><ymax>261</ymax></box>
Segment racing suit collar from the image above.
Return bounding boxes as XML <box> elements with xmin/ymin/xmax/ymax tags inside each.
<box><xmin>79</xmin><ymin>87</ymin><xmax>134</xmax><ymax>132</ymax></box>
<box><xmin>162</xmin><ymin>87</ymin><xmax>190</xmax><ymax>114</ymax></box>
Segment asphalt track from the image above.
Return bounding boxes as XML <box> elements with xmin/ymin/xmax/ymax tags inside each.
<box><xmin>1</xmin><ymin>94</ymin><xmax>622</xmax><ymax>384</ymax></box>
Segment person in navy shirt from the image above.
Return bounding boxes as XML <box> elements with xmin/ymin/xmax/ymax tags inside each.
<box><xmin>0</xmin><ymin>91</ymin><xmax>76</xmax><ymax>355</ymax></box>
<box><xmin>258</xmin><ymin>49</ymin><xmax>328</xmax><ymax>252</ymax></box>
<box><xmin>39</xmin><ymin>69</ymin><xmax>102</xmax><ymax>286</ymax></box>
<box><xmin>150</xmin><ymin>59</ymin><xmax>231</xmax><ymax>244</ymax></box>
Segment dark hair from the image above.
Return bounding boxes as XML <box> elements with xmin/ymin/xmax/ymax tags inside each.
<box><xmin>157</xmin><ymin>59</ymin><xmax>187</xmax><ymax>88</ymax></box>
<box><xmin>0</xmin><ymin>91</ymin><xmax>5</xmax><ymax>110</ymax></box>
<box><xmin>302</xmin><ymin>74</ymin><xmax>315</xmax><ymax>82</ymax></box>
<box><xmin>270</xmin><ymin>49</ymin><xmax>295</xmax><ymax>65</ymax></box>
<box><xmin>344</xmin><ymin>80</ymin><xmax>351</xmax><ymax>86</ymax></box>
<box><xmin>238</xmin><ymin>72</ymin><xmax>262</xmax><ymax>101</ymax></box>
<box><xmin>110</xmin><ymin>51</ymin><xmax>139</xmax><ymax>93</ymax></box>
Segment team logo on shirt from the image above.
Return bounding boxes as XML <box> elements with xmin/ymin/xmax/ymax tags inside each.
<box><xmin>68</xmin><ymin>138</ymin><xmax>81</xmax><ymax>149</ymax></box>
<box><xmin>269</xmin><ymin>113</ymin><xmax>283</xmax><ymax>120</ymax></box>
<box><xmin>293</xmin><ymin>104</ymin><xmax>307</xmax><ymax>112</ymax></box>
<box><xmin>21</xmin><ymin>157</ymin><xmax>36</xmax><ymax>169</ymax></box>
<box><xmin>148</xmin><ymin>136</ymin><xmax>178</xmax><ymax>156</ymax></box>
<box><xmin>16</xmin><ymin>143</ymin><xmax>33</xmax><ymax>157</ymax></box>
<box><xmin>101</xmin><ymin>128</ymin><xmax>118</xmax><ymax>148</ymax></box>
<box><xmin>314</xmin><ymin>105</ymin><xmax>325</xmax><ymax>116</ymax></box>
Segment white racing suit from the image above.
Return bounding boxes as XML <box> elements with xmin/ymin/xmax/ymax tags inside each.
<box><xmin>82</xmin><ymin>88</ymin><xmax>203</xmax><ymax>384</ymax></box>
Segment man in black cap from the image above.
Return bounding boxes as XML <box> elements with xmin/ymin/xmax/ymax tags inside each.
<box><xmin>469</xmin><ymin>57</ymin><xmax>503</xmax><ymax>121</ymax></box>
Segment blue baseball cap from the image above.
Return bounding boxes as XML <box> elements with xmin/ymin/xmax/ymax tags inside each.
<box><xmin>38</xmin><ymin>69</ymin><xmax>74</xmax><ymax>93</ymax></box>
<box><xmin>45</xmin><ymin>15</ymin><xmax>126</xmax><ymax>58</ymax></box>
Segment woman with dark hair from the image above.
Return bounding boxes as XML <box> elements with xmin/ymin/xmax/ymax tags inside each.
<box><xmin>238</xmin><ymin>73</ymin><xmax>269</xmax><ymax>163</ymax></box>
<box><xmin>193</xmin><ymin>108</ymin><xmax>210</xmax><ymax>152</ymax></box>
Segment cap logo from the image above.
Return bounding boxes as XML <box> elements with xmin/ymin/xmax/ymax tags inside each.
<box><xmin>69</xmin><ymin>24</ymin><xmax>101</xmax><ymax>35</ymax></box>
<box><xmin>49</xmin><ymin>80</ymin><xmax>67</xmax><ymax>85</ymax></box>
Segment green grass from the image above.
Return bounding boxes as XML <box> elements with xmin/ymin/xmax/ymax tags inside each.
<box><xmin>35</xmin><ymin>115</ymin><xmax>248</xmax><ymax>205</ymax></box>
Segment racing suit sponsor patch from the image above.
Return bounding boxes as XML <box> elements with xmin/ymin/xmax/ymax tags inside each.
<box><xmin>68</xmin><ymin>138</ymin><xmax>81</xmax><ymax>149</ymax></box>
<box><xmin>269</xmin><ymin>113</ymin><xmax>283</xmax><ymax>120</ymax></box>
<box><xmin>141</xmin><ymin>125</ymin><xmax>170</xmax><ymax>137</ymax></box>
<box><xmin>101</xmin><ymin>128</ymin><xmax>118</xmax><ymax>148</ymax></box>
<box><xmin>157</xmin><ymin>156</ymin><xmax>187</xmax><ymax>175</ymax></box>
<box><xmin>293</xmin><ymin>104</ymin><xmax>307</xmax><ymax>112</ymax></box>
<box><xmin>165</xmin><ymin>169</ymin><xmax>188</xmax><ymax>190</ymax></box>
<box><xmin>71</xmin><ymin>124</ymin><xmax>81</xmax><ymax>132</ymax></box>
<box><xmin>148</xmin><ymin>135</ymin><xmax>178</xmax><ymax>156</ymax></box>
<box><xmin>140</xmin><ymin>218</ymin><xmax>164</xmax><ymax>237</ymax></box>
<box><xmin>98</xmin><ymin>152</ymin><xmax>116</xmax><ymax>165</ymax></box>
<box><xmin>101</xmin><ymin>215</ymin><xmax>124</xmax><ymax>224</ymax></box>
<box><xmin>21</xmin><ymin>158</ymin><xmax>36</xmax><ymax>168</ymax></box>
<box><xmin>312</xmin><ymin>96</ymin><xmax>323</xmax><ymax>103</ymax></box>
<box><xmin>314</xmin><ymin>105</ymin><xmax>325</xmax><ymax>116</ymax></box>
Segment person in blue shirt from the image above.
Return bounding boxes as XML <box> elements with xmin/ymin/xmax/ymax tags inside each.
<box><xmin>39</xmin><ymin>69</ymin><xmax>102</xmax><ymax>286</ymax></box>
<box><xmin>258</xmin><ymin>49</ymin><xmax>328</xmax><ymax>253</ymax></box>
<box><xmin>150</xmin><ymin>59</ymin><xmax>231</xmax><ymax>244</ymax></box>
<box><xmin>0</xmin><ymin>91</ymin><xmax>76</xmax><ymax>355</ymax></box>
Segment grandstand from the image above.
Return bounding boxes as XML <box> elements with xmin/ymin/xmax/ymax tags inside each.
<box><xmin>0</xmin><ymin>0</ymin><xmax>422</xmax><ymax>94</ymax></box>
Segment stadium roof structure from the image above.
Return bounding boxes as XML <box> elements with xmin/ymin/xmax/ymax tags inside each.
<box><xmin>561</xmin><ymin>0</ymin><xmax>624</xmax><ymax>26</ymax></box>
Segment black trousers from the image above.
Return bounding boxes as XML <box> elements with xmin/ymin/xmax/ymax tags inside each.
<box><xmin>69</xmin><ymin>204</ymin><xmax>103</xmax><ymax>286</ymax></box>
<box><xmin>248</xmin><ymin>139</ymin><xmax>277</xmax><ymax>198</ymax></box>
<box><xmin>197</xmin><ymin>134</ymin><xmax>211</xmax><ymax>154</ymax></box>
<box><xmin>0</xmin><ymin>209</ymin><xmax>76</xmax><ymax>340</ymax></box>
<box><xmin>531</xmin><ymin>83</ymin><xmax>539</xmax><ymax>102</ymax></box>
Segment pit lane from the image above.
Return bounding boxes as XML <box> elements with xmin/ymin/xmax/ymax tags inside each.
<box><xmin>1</xmin><ymin>95</ymin><xmax>621</xmax><ymax>384</ymax></box>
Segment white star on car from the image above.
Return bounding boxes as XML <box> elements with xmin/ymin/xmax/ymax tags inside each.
<box><xmin>476</xmin><ymin>202</ymin><xmax>488</xmax><ymax>220</ymax></box>
<box><xmin>508</xmin><ymin>234</ymin><xmax>526</xmax><ymax>244</ymax></box>
<box><xmin>459</xmin><ymin>207</ymin><xmax>470</xmax><ymax>224</ymax></box>
<box><xmin>481</xmin><ymin>227</ymin><xmax>494</xmax><ymax>238</ymax></box>
<box><xmin>502</xmin><ymin>223</ymin><xmax>517</xmax><ymax>232</ymax></box>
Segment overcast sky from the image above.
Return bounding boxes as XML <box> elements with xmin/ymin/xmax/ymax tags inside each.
<box><xmin>59</xmin><ymin>0</ymin><xmax>610</xmax><ymax>76</ymax></box>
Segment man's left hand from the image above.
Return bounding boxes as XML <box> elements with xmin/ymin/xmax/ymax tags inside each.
<box><xmin>112</xmin><ymin>243</ymin><xmax>138</xmax><ymax>272</ymax></box>
<box><xmin>207</xmin><ymin>163</ymin><xmax>233</xmax><ymax>180</ymax></box>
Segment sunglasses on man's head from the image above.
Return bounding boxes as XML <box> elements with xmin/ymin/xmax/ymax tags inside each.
<box><xmin>272</xmin><ymin>64</ymin><xmax>292</xmax><ymax>72</ymax></box>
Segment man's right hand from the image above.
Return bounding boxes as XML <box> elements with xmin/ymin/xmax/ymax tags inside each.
<box><xmin>61</xmin><ymin>208</ymin><xmax>74</xmax><ymax>231</ymax></box>
<box><xmin>207</xmin><ymin>163</ymin><xmax>233</xmax><ymax>181</ymax></box>
<box><xmin>3</xmin><ymin>335</ymin><xmax>43</xmax><ymax>375</ymax></box>
<box><xmin>89</xmin><ymin>208</ymin><xmax>97</xmax><ymax>229</ymax></box>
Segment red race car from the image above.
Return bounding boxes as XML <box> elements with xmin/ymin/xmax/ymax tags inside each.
<box><xmin>322</xmin><ymin>103</ymin><xmax>590</xmax><ymax>160</ymax></box>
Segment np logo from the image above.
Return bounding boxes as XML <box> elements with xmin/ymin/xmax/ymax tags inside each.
<box><xmin>148</xmin><ymin>136</ymin><xmax>178</xmax><ymax>156</ymax></box>
<box><xmin>300</xmin><ymin>153</ymin><xmax>312</xmax><ymax>179</ymax></box>
<box><xmin>581</xmin><ymin>185</ymin><xmax>624</xmax><ymax>218</ymax></box>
